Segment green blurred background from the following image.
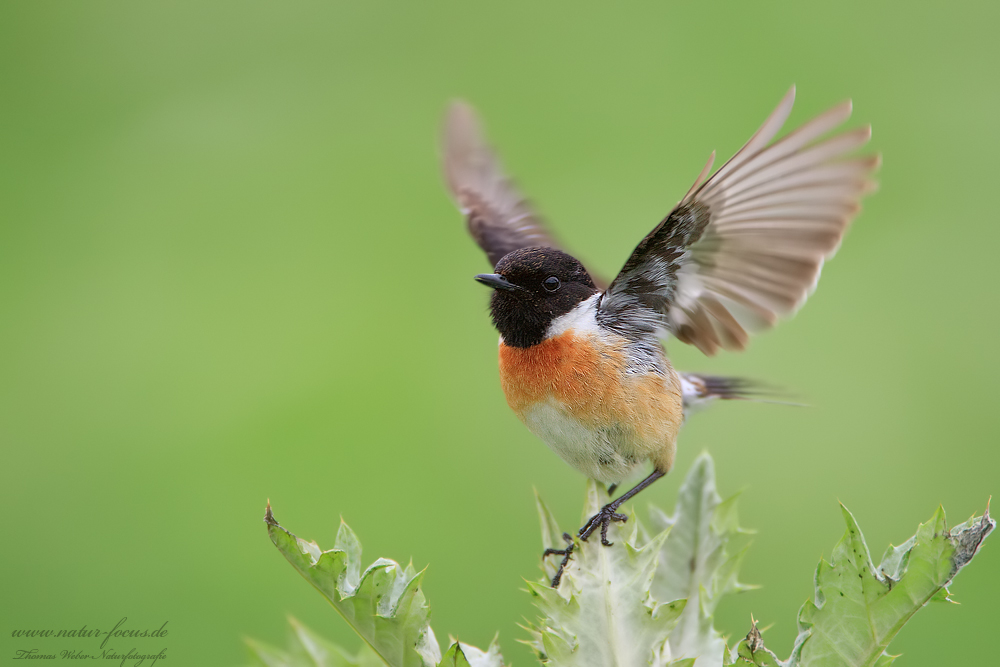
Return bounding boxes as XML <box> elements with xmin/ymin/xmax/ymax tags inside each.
<box><xmin>2</xmin><ymin>1</ymin><xmax>997</xmax><ymax>665</ymax></box>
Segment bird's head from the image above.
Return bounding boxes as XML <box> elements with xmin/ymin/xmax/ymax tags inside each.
<box><xmin>475</xmin><ymin>247</ymin><xmax>599</xmax><ymax>348</ymax></box>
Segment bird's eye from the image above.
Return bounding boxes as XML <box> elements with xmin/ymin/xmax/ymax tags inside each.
<box><xmin>543</xmin><ymin>276</ymin><xmax>561</xmax><ymax>292</ymax></box>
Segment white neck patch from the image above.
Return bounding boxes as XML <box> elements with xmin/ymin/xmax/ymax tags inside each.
<box><xmin>544</xmin><ymin>293</ymin><xmax>602</xmax><ymax>339</ymax></box>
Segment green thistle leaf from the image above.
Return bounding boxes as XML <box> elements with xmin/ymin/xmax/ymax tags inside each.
<box><xmin>265</xmin><ymin>505</ymin><xmax>430</xmax><ymax>667</ymax></box>
<box><xmin>438</xmin><ymin>637</ymin><xmax>504</xmax><ymax>667</ymax></box>
<box><xmin>649</xmin><ymin>454</ymin><xmax>754</xmax><ymax>667</ymax></box>
<box><xmin>263</xmin><ymin>504</ymin><xmax>504</xmax><ymax>667</ymax></box>
<box><xmin>783</xmin><ymin>504</ymin><xmax>993</xmax><ymax>666</ymax></box>
<box><xmin>728</xmin><ymin>619</ymin><xmax>782</xmax><ymax>667</ymax></box>
<box><xmin>528</xmin><ymin>481</ymin><xmax>687</xmax><ymax>666</ymax></box>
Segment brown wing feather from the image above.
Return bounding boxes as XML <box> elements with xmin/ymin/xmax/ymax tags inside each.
<box><xmin>599</xmin><ymin>87</ymin><xmax>879</xmax><ymax>355</ymax></box>
<box><xmin>442</xmin><ymin>102</ymin><xmax>559</xmax><ymax>268</ymax></box>
<box><xmin>673</xmin><ymin>87</ymin><xmax>878</xmax><ymax>354</ymax></box>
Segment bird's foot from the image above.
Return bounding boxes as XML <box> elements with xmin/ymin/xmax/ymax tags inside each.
<box><xmin>542</xmin><ymin>532</ymin><xmax>575</xmax><ymax>588</ymax></box>
<box><xmin>579</xmin><ymin>502</ymin><xmax>628</xmax><ymax>546</ymax></box>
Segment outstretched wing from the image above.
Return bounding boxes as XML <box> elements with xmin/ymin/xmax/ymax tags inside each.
<box><xmin>442</xmin><ymin>102</ymin><xmax>559</xmax><ymax>268</ymax></box>
<box><xmin>598</xmin><ymin>86</ymin><xmax>879</xmax><ymax>355</ymax></box>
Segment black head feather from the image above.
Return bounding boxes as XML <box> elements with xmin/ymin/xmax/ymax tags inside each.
<box><xmin>477</xmin><ymin>247</ymin><xmax>599</xmax><ymax>348</ymax></box>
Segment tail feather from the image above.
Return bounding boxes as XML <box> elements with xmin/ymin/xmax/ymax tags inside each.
<box><xmin>680</xmin><ymin>372</ymin><xmax>805</xmax><ymax>418</ymax></box>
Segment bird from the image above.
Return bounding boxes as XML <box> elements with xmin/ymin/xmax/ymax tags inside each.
<box><xmin>441</xmin><ymin>86</ymin><xmax>878</xmax><ymax>587</ymax></box>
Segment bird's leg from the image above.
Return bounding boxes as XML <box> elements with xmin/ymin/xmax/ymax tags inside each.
<box><xmin>542</xmin><ymin>532</ymin><xmax>575</xmax><ymax>588</ymax></box>
<box><xmin>578</xmin><ymin>470</ymin><xmax>666</xmax><ymax>546</ymax></box>
<box><xmin>607</xmin><ymin>483</ymin><xmax>618</xmax><ymax>496</ymax></box>
<box><xmin>541</xmin><ymin>471</ymin><xmax>666</xmax><ymax>588</ymax></box>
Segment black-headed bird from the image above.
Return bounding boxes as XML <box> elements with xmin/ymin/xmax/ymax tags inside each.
<box><xmin>441</xmin><ymin>87</ymin><xmax>877</xmax><ymax>586</ymax></box>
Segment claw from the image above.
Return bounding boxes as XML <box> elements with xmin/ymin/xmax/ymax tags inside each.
<box><xmin>543</xmin><ymin>471</ymin><xmax>667</xmax><ymax>589</ymax></box>
<box><xmin>579</xmin><ymin>503</ymin><xmax>630</xmax><ymax>545</ymax></box>
<box><xmin>544</xmin><ymin>505</ymin><xmax>628</xmax><ymax>587</ymax></box>
<box><xmin>542</xmin><ymin>532</ymin><xmax>577</xmax><ymax>588</ymax></box>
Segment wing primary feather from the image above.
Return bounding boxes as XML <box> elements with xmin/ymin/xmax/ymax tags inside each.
<box><xmin>697</xmin><ymin>100</ymin><xmax>855</xmax><ymax>201</ymax></box>
<box><xmin>683</xmin><ymin>151</ymin><xmax>717</xmax><ymax>201</ymax></box>
<box><xmin>441</xmin><ymin>101</ymin><xmax>561</xmax><ymax>268</ymax></box>
<box><xmin>685</xmin><ymin>86</ymin><xmax>796</xmax><ymax>204</ymax></box>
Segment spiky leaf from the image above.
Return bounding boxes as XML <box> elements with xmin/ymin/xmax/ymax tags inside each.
<box><xmin>438</xmin><ymin>637</ymin><xmax>505</xmax><ymax>667</ymax></box>
<box><xmin>785</xmin><ymin>504</ymin><xmax>994</xmax><ymax>666</ymax></box>
<box><xmin>727</xmin><ymin>620</ymin><xmax>783</xmax><ymax>667</ymax></box>
<box><xmin>527</xmin><ymin>482</ymin><xmax>687</xmax><ymax>666</ymax></box>
<box><xmin>264</xmin><ymin>504</ymin><xmax>443</xmax><ymax>667</ymax></box>
<box><xmin>649</xmin><ymin>454</ymin><xmax>753</xmax><ymax>666</ymax></box>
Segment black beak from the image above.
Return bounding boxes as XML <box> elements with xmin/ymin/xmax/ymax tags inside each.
<box><xmin>474</xmin><ymin>273</ymin><xmax>522</xmax><ymax>291</ymax></box>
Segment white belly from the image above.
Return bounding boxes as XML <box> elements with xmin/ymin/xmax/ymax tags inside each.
<box><xmin>521</xmin><ymin>398</ymin><xmax>645</xmax><ymax>483</ymax></box>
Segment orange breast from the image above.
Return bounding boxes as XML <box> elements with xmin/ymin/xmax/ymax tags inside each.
<box><xmin>499</xmin><ymin>331</ymin><xmax>621</xmax><ymax>415</ymax></box>
<box><xmin>498</xmin><ymin>330</ymin><xmax>683</xmax><ymax>449</ymax></box>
